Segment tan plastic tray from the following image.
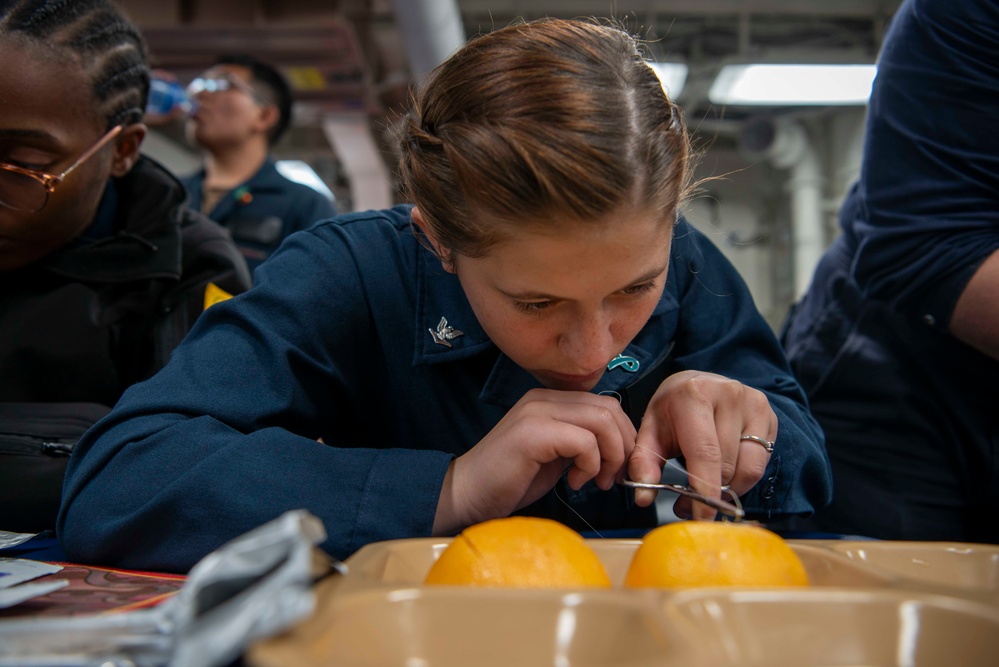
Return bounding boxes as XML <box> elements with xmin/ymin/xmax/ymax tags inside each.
<box><xmin>247</xmin><ymin>538</ymin><xmax>999</xmax><ymax>667</ymax></box>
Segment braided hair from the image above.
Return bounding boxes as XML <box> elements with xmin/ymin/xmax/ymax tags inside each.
<box><xmin>0</xmin><ymin>0</ymin><xmax>150</xmax><ymax>129</ymax></box>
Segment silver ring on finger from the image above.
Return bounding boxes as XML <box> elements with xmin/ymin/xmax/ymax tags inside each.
<box><xmin>740</xmin><ymin>434</ymin><xmax>774</xmax><ymax>454</ymax></box>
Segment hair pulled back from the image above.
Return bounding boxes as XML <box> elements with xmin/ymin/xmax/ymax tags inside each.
<box><xmin>399</xmin><ymin>18</ymin><xmax>692</xmax><ymax>258</ymax></box>
<box><xmin>0</xmin><ymin>0</ymin><xmax>150</xmax><ymax>129</ymax></box>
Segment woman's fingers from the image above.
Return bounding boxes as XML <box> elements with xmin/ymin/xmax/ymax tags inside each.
<box><xmin>627</xmin><ymin>438</ymin><xmax>668</xmax><ymax>507</ymax></box>
<box><xmin>521</xmin><ymin>393</ymin><xmax>634</xmax><ymax>490</ymax></box>
<box><xmin>661</xmin><ymin>378</ymin><xmax>725</xmax><ymax>521</ymax></box>
<box><xmin>634</xmin><ymin>371</ymin><xmax>778</xmax><ymax>520</ymax></box>
<box><xmin>728</xmin><ymin>432</ymin><xmax>776</xmax><ymax>497</ymax></box>
<box><xmin>448</xmin><ymin>389</ymin><xmax>637</xmax><ymax>527</ymax></box>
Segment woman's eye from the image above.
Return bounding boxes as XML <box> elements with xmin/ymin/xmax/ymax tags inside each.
<box><xmin>515</xmin><ymin>300</ymin><xmax>555</xmax><ymax>313</ymax></box>
<box><xmin>1</xmin><ymin>150</ymin><xmax>52</xmax><ymax>171</ymax></box>
<box><xmin>621</xmin><ymin>281</ymin><xmax>658</xmax><ymax>296</ymax></box>
<box><xmin>3</xmin><ymin>160</ymin><xmax>46</xmax><ymax>171</ymax></box>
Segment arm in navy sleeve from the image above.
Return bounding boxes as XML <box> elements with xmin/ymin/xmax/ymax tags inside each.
<box><xmin>58</xmin><ymin>217</ymin><xmax>450</xmax><ymax>572</ymax></box>
<box><xmin>850</xmin><ymin>0</ymin><xmax>999</xmax><ymax>352</ymax></box>
<box><xmin>669</xmin><ymin>219</ymin><xmax>832</xmax><ymax>516</ymax></box>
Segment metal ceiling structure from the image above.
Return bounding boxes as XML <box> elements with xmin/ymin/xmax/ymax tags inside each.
<box><xmin>456</xmin><ymin>1</ymin><xmax>900</xmax><ymax>123</ymax></box>
<box><xmin>116</xmin><ymin>0</ymin><xmax>903</xmax><ymax>204</ymax></box>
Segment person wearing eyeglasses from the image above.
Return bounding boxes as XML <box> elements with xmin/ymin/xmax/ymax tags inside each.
<box><xmin>179</xmin><ymin>55</ymin><xmax>337</xmax><ymax>275</ymax></box>
<box><xmin>0</xmin><ymin>0</ymin><xmax>251</xmax><ymax>534</ymax></box>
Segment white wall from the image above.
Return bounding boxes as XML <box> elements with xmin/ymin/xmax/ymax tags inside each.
<box><xmin>681</xmin><ymin>107</ymin><xmax>868</xmax><ymax>331</ymax></box>
<box><xmin>683</xmin><ymin>145</ymin><xmax>786</xmax><ymax>328</ymax></box>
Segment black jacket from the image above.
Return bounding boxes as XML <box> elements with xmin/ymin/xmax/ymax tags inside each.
<box><xmin>0</xmin><ymin>156</ymin><xmax>251</xmax><ymax>532</ymax></box>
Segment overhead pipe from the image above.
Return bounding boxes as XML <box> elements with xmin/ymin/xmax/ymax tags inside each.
<box><xmin>741</xmin><ymin>117</ymin><xmax>825</xmax><ymax>299</ymax></box>
<box><xmin>322</xmin><ymin>113</ymin><xmax>393</xmax><ymax>212</ymax></box>
<box><xmin>387</xmin><ymin>0</ymin><xmax>466</xmax><ymax>80</ymax></box>
<box><xmin>320</xmin><ymin>1</ymin><xmax>464</xmax><ymax>213</ymax></box>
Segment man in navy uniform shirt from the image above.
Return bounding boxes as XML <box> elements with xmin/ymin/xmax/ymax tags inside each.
<box><xmin>181</xmin><ymin>55</ymin><xmax>336</xmax><ymax>275</ymax></box>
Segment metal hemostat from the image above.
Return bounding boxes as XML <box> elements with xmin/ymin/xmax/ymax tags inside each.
<box><xmin>622</xmin><ymin>479</ymin><xmax>746</xmax><ymax>521</ymax></box>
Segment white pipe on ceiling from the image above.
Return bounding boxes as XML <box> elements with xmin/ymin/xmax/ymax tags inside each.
<box><xmin>322</xmin><ymin>113</ymin><xmax>393</xmax><ymax>212</ymax></box>
<box><xmin>388</xmin><ymin>0</ymin><xmax>466</xmax><ymax>80</ymax></box>
<box><xmin>741</xmin><ymin>117</ymin><xmax>826</xmax><ymax>299</ymax></box>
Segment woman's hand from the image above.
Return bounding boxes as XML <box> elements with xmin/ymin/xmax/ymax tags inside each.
<box><xmin>433</xmin><ymin>388</ymin><xmax>636</xmax><ymax>535</ymax></box>
<box><xmin>629</xmin><ymin>370</ymin><xmax>777</xmax><ymax>520</ymax></box>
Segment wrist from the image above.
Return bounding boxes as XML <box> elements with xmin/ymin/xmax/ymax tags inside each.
<box><xmin>432</xmin><ymin>459</ymin><xmax>464</xmax><ymax>536</ymax></box>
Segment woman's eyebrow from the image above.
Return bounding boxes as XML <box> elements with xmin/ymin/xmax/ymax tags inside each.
<box><xmin>497</xmin><ymin>263</ymin><xmax>668</xmax><ymax>300</ymax></box>
<box><xmin>626</xmin><ymin>264</ymin><xmax>669</xmax><ymax>286</ymax></box>
<box><xmin>0</xmin><ymin>128</ymin><xmax>60</xmax><ymax>145</ymax></box>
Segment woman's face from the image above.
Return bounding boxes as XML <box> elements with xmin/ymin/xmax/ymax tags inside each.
<box><xmin>448</xmin><ymin>207</ymin><xmax>672</xmax><ymax>391</ymax></box>
<box><xmin>0</xmin><ymin>42</ymin><xmax>114</xmax><ymax>271</ymax></box>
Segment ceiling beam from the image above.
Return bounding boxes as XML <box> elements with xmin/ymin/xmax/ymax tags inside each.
<box><xmin>456</xmin><ymin>0</ymin><xmax>901</xmax><ymax>19</ymax></box>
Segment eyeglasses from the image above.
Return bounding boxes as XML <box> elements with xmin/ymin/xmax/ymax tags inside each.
<box><xmin>0</xmin><ymin>125</ymin><xmax>124</xmax><ymax>213</ymax></box>
<box><xmin>186</xmin><ymin>73</ymin><xmax>270</xmax><ymax>107</ymax></box>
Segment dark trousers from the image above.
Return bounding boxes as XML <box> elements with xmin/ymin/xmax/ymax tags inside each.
<box><xmin>781</xmin><ymin>259</ymin><xmax>999</xmax><ymax>544</ymax></box>
<box><xmin>784</xmin><ymin>412</ymin><xmax>999</xmax><ymax>544</ymax></box>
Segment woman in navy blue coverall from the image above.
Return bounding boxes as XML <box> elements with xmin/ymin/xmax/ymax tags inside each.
<box><xmin>59</xmin><ymin>18</ymin><xmax>832</xmax><ymax>572</ymax></box>
<box><xmin>782</xmin><ymin>0</ymin><xmax>999</xmax><ymax>543</ymax></box>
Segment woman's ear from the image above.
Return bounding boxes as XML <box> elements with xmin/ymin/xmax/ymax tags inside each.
<box><xmin>411</xmin><ymin>207</ymin><xmax>455</xmax><ymax>273</ymax></box>
<box><xmin>110</xmin><ymin>124</ymin><xmax>147</xmax><ymax>177</ymax></box>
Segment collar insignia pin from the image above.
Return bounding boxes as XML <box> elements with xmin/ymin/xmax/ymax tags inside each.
<box><xmin>429</xmin><ymin>316</ymin><xmax>464</xmax><ymax>348</ymax></box>
<box><xmin>607</xmin><ymin>354</ymin><xmax>640</xmax><ymax>372</ymax></box>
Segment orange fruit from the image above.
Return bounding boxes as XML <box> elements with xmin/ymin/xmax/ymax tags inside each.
<box><xmin>424</xmin><ymin>517</ymin><xmax>612</xmax><ymax>589</ymax></box>
<box><xmin>624</xmin><ymin>521</ymin><xmax>809</xmax><ymax>588</ymax></box>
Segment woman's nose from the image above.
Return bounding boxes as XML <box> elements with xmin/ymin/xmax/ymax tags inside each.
<box><xmin>560</xmin><ymin>312</ymin><xmax>615</xmax><ymax>370</ymax></box>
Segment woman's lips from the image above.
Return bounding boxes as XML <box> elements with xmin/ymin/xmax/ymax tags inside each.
<box><xmin>543</xmin><ymin>368</ymin><xmax>604</xmax><ymax>390</ymax></box>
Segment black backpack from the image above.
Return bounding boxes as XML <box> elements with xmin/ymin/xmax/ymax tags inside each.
<box><xmin>0</xmin><ymin>402</ymin><xmax>110</xmax><ymax>534</ymax></box>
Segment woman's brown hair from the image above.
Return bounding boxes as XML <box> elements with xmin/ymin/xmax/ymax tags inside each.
<box><xmin>398</xmin><ymin>17</ymin><xmax>692</xmax><ymax>258</ymax></box>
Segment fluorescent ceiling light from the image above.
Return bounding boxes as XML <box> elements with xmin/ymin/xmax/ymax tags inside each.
<box><xmin>647</xmin><ymin>62</ymin><xmax>688</xmax><ymax>99</ymax></box>
<box><xmin>275</xmin><ymin>160</ymin><xmax>336</xmax><ymax>202</ymax></box>
<box><xmin>709</xmin><ymin>63</ymin><xmax>877</xmax><ymax>105</ymax></box>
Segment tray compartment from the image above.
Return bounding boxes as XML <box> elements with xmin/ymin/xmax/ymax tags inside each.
<box><xmin>818</xmin><ymin>541</ymin><xmax>999</xmax><ymax>596</ymax></box>
<box><xmin>251</xmin><ymin>585</ymin><xmax>680</xmax><ymax>667</ymax></box>
<box><xmin>663</xmin><ymin>587</ymin><xmax>999</xmax><ymax>667</ymax></box>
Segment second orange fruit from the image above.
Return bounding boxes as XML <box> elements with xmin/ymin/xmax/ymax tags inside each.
<box><xmin>625</xmin><ymin>521</ymin><xmax>809</xmax><ymax>588</ymax></box>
